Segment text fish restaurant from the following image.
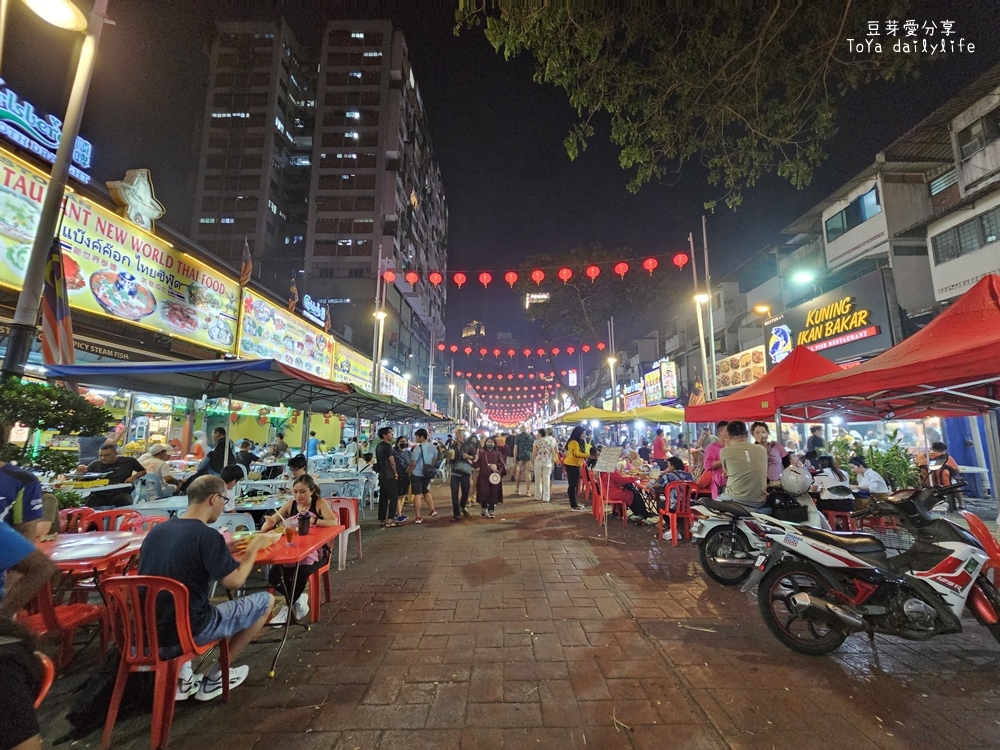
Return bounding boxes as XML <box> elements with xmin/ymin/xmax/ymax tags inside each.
<box><xmin>0</xmin><ymin>84</ymin><xmax>382</xmax><ymax>452</ymax></box>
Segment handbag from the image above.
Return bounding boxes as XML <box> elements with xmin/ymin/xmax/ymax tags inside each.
<box><xmin>453</xmin><ymin>461</ymin><xmax>473</xmax><ymax>476</ymax></box>
<box><xmin>488</xmin><ymin>471</ymin><xmax>502</xmax><ymax>485</ymax></box>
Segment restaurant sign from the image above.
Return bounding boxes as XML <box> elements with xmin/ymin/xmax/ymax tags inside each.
<box><xmin>716</xmin><ymin>345</ymin><xmax>766</xmax><ymax>392</ymax></box>
<box><xmin>659</xmin><ymin>359</ymin><xmax>678</xmax><ymax>400</ymax></box>
<box><xmin>239</xmin><ymin>289</ymin><xmax>334</xmax><ymax>377</ymax></box>
<box><xmin>332</xmin><ymin>342</ymin><xmax>373</xmax><ymax>390</ymax></box>
<box><xmin>380</xmin><ymin>367</ymin><xmax>408</xmax><ymax>401</ymax></box>
<box><xmin>0</xmin><ymin>78</ymin><xmax>92</xmax><ymax>183</ymax></box>
<box><xmin>0</xmin><ymin>147</ymin><xmax>239</xmax><ymax>353</ymax></box>
<box><xmin>643</xmin><ymin>368</ymin><xmax>662</xmax><ymax>404</ymax></box>
<box><xmin>623</xmin><ymin>384</ymin><xmax>646</xmax><ymax>412</ymax></box>
<box><xmin>764</xmin><ymin>269</ymin><xmax>895</xmax><ymax>365</ymax></box>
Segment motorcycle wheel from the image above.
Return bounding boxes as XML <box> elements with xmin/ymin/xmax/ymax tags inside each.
<box><xmin>698</xmin><ymin>526</ymin><xmax>755</xmax><ymax>585</ymax></box>
<box><xmin>757</xmin><ymin>560</ymin><xmax>848</xmax><ymax>656</ymax></box>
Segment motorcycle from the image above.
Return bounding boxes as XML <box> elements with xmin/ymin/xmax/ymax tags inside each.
<box><xmin>692</xmin><ymin>466</ymin><xmax>827</xmax><ymax>586</ymax></box>
<box><xmin>743</xmin><ymin>482</ymin><xmax>1000</xmax><ymax>655</ymax></box>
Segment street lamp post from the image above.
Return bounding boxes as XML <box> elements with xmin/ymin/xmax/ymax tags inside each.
<box><xmin>689</xmin><ymin>233</ymin><xmax>711</xmax><ymax>403</ymax></box>
<box><xmin>1</xmin><ymin>0</ymin><xmax>107</xmax><ymax>379</ymax></box>
<box><xmin>459</xmin><ymin>392</ymin><xmax>465</xmax><ymax>425</ymax></box>
<box><xmin>448</xmin><ymin>383</ymin><xmax>455</xmax><ymax>419</ymax></box>
<box><xmin>372</xmin><ymin>310</ymin><xmax>387</xmax><ymax>394</ymax></box>
<box><xmin>607</xmin><ymin>356</ymin><xmax>618</xmax><ymax>412</ymax></box>
<box><xmin>753</xmin><ymin>304</ymin><xmax>771</xmax><ymax>347</ymax></box>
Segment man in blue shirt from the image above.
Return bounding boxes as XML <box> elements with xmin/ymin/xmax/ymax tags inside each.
<box><xmin>306</xmin><ymin>431</ymin><xmax>321</xmax><ymax>458</ymax></box>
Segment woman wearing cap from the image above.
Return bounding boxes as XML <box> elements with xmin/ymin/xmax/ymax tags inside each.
<box><xmin>137</xmin><ymin>443</ymin><xmax>181</xmax><ymax>491</ymax></box>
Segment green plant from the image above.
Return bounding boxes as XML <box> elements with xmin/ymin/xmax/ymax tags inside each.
<box><xmin>52</xmin><ymin>489</ymin><xmax>84</xmax><ymax>510</ymax></box>
<box><xmin>830</xmin><ymin>435</ymin><xmax>861</xmax><ymax>472</ymax></box>
<box><xmin>30</xmin><ymin>447</ymin><xmax>82</xmax><ymax>477</ymax></box>
<box><xmin>863</xmin><ymin>429</ymin><xmax>920</xmax><ymax>491</ymax></box>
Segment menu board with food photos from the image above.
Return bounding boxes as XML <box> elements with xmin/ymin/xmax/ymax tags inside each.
<box><xmin>238</xmin><ymin>290</ymin><xmax>334</xmax><ymax>377</ymax></box>
<box><xmin>332</xmin><ymin>342</ymin><xmax>374</xmax><ymax>390</ymax></box>
<box><xmin>715</xmin><ymin>345</ymin><xmax>767</xmax><ymax>391</ymax></box>
<box><xmin>0</xmin><ymin>147</ymin><xmax>239</xmax><ymax>353</ymax></box>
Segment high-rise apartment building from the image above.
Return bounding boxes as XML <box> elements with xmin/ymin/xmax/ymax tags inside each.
<box><xmin>305</xmin><ymin>20</ymin><xmax>447</xmax><ymax>381</ymax></box>
<box><xmin>191</xmin><ymin>20</ymin><xmax>314</xmax><ymax>293</ymax></box>
<box><xmin>192</xmin><ymin>19</ymin><xmax>447</xmax><ymax>383</ymax></box>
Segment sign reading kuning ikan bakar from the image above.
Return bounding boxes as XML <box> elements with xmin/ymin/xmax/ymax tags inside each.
<box><xmin>0</xmin><ymin>148</ymin><xmax>239</xmax><ymax>352</ymax></box>
<box><xmin>765</xmin><ymin>269</ymin><xmax>896</xmax><ymax>366</ymax></box>
<box><xmin>715</xmin><ymin>345</ymin><xmax>766</xmax><ymax>392</ymax></box>
<box><xmin>239</xmin><ymin>290</ymin><xmax>334</xmax><ymax>377</ymax></box>
<box><xmin>332</xmin><ymin>342</ymin><xmax>373</xmax><ymax>390</ymax></box>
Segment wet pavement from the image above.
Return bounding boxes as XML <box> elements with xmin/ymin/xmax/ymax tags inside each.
<box><xmin>39</xmin><ymin>484</ymin><xmax>1000</xmax><ymax>750</ymax></box>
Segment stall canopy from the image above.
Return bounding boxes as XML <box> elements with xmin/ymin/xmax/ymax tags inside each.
<box><xmin>45</xmin><ymin>358</ymin><xmax>439</xmax><ymax>423</ymax></box>
<box><xmin>685</xmin><ymin>346</ymin><xmax>841</xmax><ymax>423</ymax></box>
<box><xmin>627</xmin><ymin>404</ymin><xmax>686</xmax><ymax>424</ymax></box>
<box><xmin>775</xmin><ymin>274</ymin><xmax>1000</xmax><ymax>421</ymax></box>
<box><xmin>550</xmin><ymin>406</ymin><xmax>630</xmax><ymax>425</ymax></box>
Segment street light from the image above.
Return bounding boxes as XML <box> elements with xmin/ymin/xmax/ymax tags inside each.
<box><xmin>753</xmin><ymin>304</ymin><xmax>771</xmax><ymax>316</ymax></box>
<box><xmin>372</xmin><ymin>309</ymin><xmax>387</xmax><ymax>394</ymax></box>
<box><xmin>792</xmin><ymin>270</ymin><xmax>816</xmax><ymax>285</ymax></box>
<box><xmin>1</xmin><ymin>0</ymin><xmax>108</xmax><ymax>379</ymax></box>
<box><xmin>448</xmin><ymin>383</ymin><xmax>455</xmax><ymax>418</ymax></box>
<box><xmin>692</xmin><ymin>294</ymin><xmax>713</xmax><ymax>401</ymax></box>
<box><xmin>607</xmin><ymin>356</ymin><xmax>618</xmax><ymax>412</ymax></box>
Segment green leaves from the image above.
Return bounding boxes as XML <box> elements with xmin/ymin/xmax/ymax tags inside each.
<box><xmin>460</xmin><ymin>3</ymin><xmax>916</xmax><ymax>207</ymax></box>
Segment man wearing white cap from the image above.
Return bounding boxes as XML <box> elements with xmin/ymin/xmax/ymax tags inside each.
<box><xmin>138</xmin><ymin>443</ymin><xmax>181</xmax><ymax>492</ymax></box>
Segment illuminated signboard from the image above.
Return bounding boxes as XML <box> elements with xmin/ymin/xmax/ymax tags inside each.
<box><xmin>643</xmin><ymin>368</ymin><xmax>662</xmax><ymax>403</ymax></box>
<box><xmin>765</xmin><ymin>270</ymin><xmax>896</xmax><ymax>365</ymax></box>
<box><xmin>238</xmin><ymin>290</ymin><xmax>334</xmax><ymax>377</ymax></box>
<box><xmin>623</xmin><ymin>385</ymin><xmax>646</xmax><ymax>411</ymax></box>
<box><xmin>0</xmin><ymin>78</ymin><xmax>93</xmax><ymax>183</ymax></box>
<box><xmin>659</xmin><ymin>359</ymin><xmax>678</xmax><ymax>400</ymax></box>
<box><xmin>0</xmin><ymin>147</ymin><xmax>238</xmax><ymax>353</ymax></box>
<box><xmin>300</xmin><ymin>294</ymin><xmax>327</xmax><ymax>328</ymax></box>
<box><xmin>332</xmin><ymin>342</ymin><xmax>373</xmax><ymax>390</ymax></box>
<box><xmin>380</xmin><ymin>367</ymin><xmax>408</xmax><ymax>401</ymax></box>
<box><xmin>716</xmin><ymin>345</ymin><xmax>766</xmax><ymax>392</ymax></box>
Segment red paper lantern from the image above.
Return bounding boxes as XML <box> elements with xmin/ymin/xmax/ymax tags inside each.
<box><xmin>582</xmin><ymin>344</ymin><xmax>591</xmax><ymax>353</ymax></box>
<box><xmin>479</xmin><ymin>272</ymin><xmax>492</xmax><ymax>288</ymax></box>
<box><xmin>450</xmin><ymin>344</ymin><xmax>458</xmax><ymax>353</ymax></box>
<box><xmin>405</xmin><ymin>270</ymin><xmax>419</xmax><ymax>285</ymax></box>
<box><xmin>463</xmin><ymin>346</ymin><xmax>472</xmax><ymax>355</ymax></box>
<box><xmin>454</xmin><ymin>272</ymin><xmax>467</xmax><ymax>288</ymax></box>
<box><xmin>536</xmin><ymin>348</ymin><xmax>545</xmax><ymax>357</ymax></box>
<box><xmin>437</xmin><ymin>343</ymin><xmax>446</xmax><ymax>351</ymax></box>
<box><xmin>428</xmin><ymin>271</ymin><xmax>443</xmax><ymax>285</ymax></box>
<box><xmin>566</xmin><ymin>346</ymin><xmax>575</xmax><ymax>355</ymax></box>
<box><xmin>476</xmin><ymin>373</ymin><xmax>482</xmax><ymax>379</ymax></box>
<box><xmin>507</xmin><ymin>373</ymin><xmax>514</xmax><ymax>380</ymax></box>
<box><xmin>383</xmin><ymin>270</ymin><xmax>396</xmax><ymax>283</ymax></box>
<box><xmin>492</xmin><ymin>348</ymin><xmax>501</xmax><ymax>358</ymax></box>
<box><xmin>585</xmin><ymin>265</ymin><xmax>600</xmax><ymax>282</ymax></box>
<box><xmin>479</xmin><ymin>347</ymin><xmax>488</xmax><ymax>356</ymax></box>
<box><xmin>643</xmin><ymin>257</ymin><xmax>658</xmax><ymax>275</ymax></box>
<box><xmin>504</xmin><ymin>271</ymin><xmax>518</xmax><ymax>287</ymax></box>
<box><xmin>672</xmin><ymin>253</ymin><xmax>689</xmax><ymax>270</ymax></box>
<box><xmin>528</xmin><ymin>373</ymin><xmax>535</xmax><ymax>379</ymax></box>
<box><xmin>518</xmin><ymin>373</ymin><xmax>524</xmax><ymax>379</ymax></box>
<box><xmin>557</xmin><ymin>267</ymin><xmax>573</xmax><ymax>284</ymax></box>
<box><xmin>522</xmin><ymin>348</ymin><xmax>531</xmax><ymax>357</ymax></box>
<box><xmin>596</xmin><ymin>342</ymin><xmax>606</xmax><ymax>351</ymax></box>
<box><xmin>551</xmin><ymin>347</ymin><xmax>560</xmax><ymax>356</ymax></box>
<box><xmin>560</xmin><ymin>370</ymin><xmax>567</xmax><ymax>376</ymax></box>
<box><xmin>530</xmin><ymin>269</ymin><xmax>545</xmax><ymax>285</ymax></box>
<box><xmin>456</xmin><ymin>370</ymin><xmax>464</xmax><ymax>377</ymax></box>
<box><xmin>614</xmin><ymin>261</ymin><xmax>629</xmax><ymax>279</ymax></box>
<box><xmin>507</xmin><ymin>348</ymin><xmax>515</xmax><ymax>358</ymax></box>
<box><xmin>487</xmin><ymin>373</ymin><xmax>493</xmax><ymax>380</ymax></box>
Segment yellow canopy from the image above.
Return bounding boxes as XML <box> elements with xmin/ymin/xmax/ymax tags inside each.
<box><xmin>627</xmin><ymin>404</ymin><xmax>686</xmax><ymax>424</ymax></box>
<box><xmin>550</xmin><ymin>406</ymin><xmax>631</xmax><ymax>425</ymax></box>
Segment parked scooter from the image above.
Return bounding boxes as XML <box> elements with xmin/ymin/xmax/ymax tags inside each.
<box><xmin>744</xmin><ymin>482</ymin><xmax>1000</xmax><ymax>655</ymax></box>
<box><xmin>693</xmin><ymin>466</ymin><xmax>826</xmax><ymax>585</ymax></box>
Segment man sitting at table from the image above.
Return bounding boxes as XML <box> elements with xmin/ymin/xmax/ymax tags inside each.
<box><xmin>138</xmin><ymin>476</ymin><xmax>275</xmax><ymax>701</ymax></box>
<box><xmin>138</xmin><ymin>443</ymin><xmax>181</xmax><ymax>493</ymax></box>
<box><xmin>219</xmin><ymin>465</ymin><xmax>244</xmax><ymax>512</ymax></box>
<box><xmin>85</xmin><ymin>444</ymin><xmax>146</xmax><ymax>508</ymax></box>
<box><xmin>285</xmin><ymin>454</ymin><xmax>308</xmax><ymax>480</ymax></box>
<box><xmin>235</xmin><ymin>440</ymin><xmax>259</xmax><ymax>471</ymax></box>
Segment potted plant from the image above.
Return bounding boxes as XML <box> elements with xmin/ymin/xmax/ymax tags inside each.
<box><xmin>863</xmin><ymin>430</ymin><xmax>920</xmax><ymax>491</ymax></box>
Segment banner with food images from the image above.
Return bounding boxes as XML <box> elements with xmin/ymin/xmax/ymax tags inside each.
<box><xmin>238</xmin><ymin>289</ymin><xmax>334</xmax><ymax>378</ymax></box>
<box><xmin>715</xmin><ymin>345</ymin><xmax>767</xmax><ymax>392</ymax></box>
<box><xmin>0</xmin><ymin>147</ymin><xmax>238</xmax><ymax>353</ymax></box>
<box><xmin>332</xmin><ymin>341</ymin><xmax>373</xmax><ymax>390</ymax></box>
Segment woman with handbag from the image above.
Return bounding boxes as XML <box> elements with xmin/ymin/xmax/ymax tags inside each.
<box><xmin>474</xmin><ymin>437</ymin><xmax>507</xmax><ymax>518</ymax></box>
<box><xmin>448</xmin><ymin>427</ymin><xmax>477</xmax><ymax>521</ymax></box>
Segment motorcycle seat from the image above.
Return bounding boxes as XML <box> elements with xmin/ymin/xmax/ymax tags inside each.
<box><xmin>796</xmin><ymin>525</ymin><xmax>886</xmax><ymax>555</ymax></box>
<box><xmin>698</xmin><ymin>499</ymin><xmax>752</xmax><ymax>518</ymax></box>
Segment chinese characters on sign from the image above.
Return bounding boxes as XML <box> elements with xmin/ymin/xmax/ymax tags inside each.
<box><xmin>847</xmin><ymin>19</ymin><xmax>975</xmax><ymax>54</ymax></box>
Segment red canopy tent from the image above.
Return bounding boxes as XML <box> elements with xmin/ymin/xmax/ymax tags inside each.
<box><xmin>684</xmin><ymin>345</ymin><xmax>841</xmax><ymax>423</ymax></box>
<box><xmin>775</xmin><ymin>274</ymin><xmax>1000</xmax><ymax>421</ymax></box>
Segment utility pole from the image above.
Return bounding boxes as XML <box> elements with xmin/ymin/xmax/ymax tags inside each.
<box><xmin>690</xmin><ymin>233</ymin><xmax>710</xmax><ymax>403</ymax></box>
<box><xmin>702</xmin><ymin>215</ymin><xmax>718</xmax><ymax>400</ymax></box>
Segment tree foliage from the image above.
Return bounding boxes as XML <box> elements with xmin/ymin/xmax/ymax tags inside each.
<box><xmin>458</xmin><ymin>2</ymin><xmax>916</xmax><ymax>208</ymax></box>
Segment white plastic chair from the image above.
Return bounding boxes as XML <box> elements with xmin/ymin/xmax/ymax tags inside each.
<box><xmin>327</xmin><ymin>497</ymin><xmax>362</xmax><ymax>571</ymax></box>
<box><xmin>209</xmin><ymin>512</ymin><xmax>256</xmax><ymax>534</ymax></box>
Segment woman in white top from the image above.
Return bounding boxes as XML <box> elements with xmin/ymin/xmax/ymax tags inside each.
<box><xmin>848</xmin><ymin>456</ymin><xmax>890</xmax><ymax>496</ymax></box>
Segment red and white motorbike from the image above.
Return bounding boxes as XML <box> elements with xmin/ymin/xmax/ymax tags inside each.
<box><xmin>742</xmin><ymin>482</ymin><xmax>1000</xmax><ymax>655</ymax></box>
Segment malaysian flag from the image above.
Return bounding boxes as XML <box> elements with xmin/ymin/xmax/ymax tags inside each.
<box><xmin>687</xmin><ymin>375</ymin><xmax>705</xmax><ymax>407</ymax></box>
<box><xmin>287</xmin><ymin>276</ymin><xmax>299</xmax><ymax>312</ymax></box>
<box><xmin>324</xmin><ymin>303</ymin><xmax>331</xmax><ymax>333</ymax></box>
<box><xmin>41</xmin><ymin>238</ymin><xmax>76</xmax><ymax>367</ymax></box>
<box><xmin>239</xmin><ymin>236</ymin><xmax>252</xmax><ymax>286</ymax></box>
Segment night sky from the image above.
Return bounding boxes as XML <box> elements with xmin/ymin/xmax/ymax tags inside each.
<box><xmin>4</xmin><ymin>1</ymin><xmax>1000</xmax><ymax>348</ymax></box>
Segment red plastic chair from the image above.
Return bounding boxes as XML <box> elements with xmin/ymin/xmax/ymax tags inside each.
<box><xmin>99</xmin><ymin>576</ymin><xmax>231</xmax><ymax>750</ymax></box>
<box><xmin>59</xmin><ymin>507</ymin><xmax>95</xmax><ymax>533</ymax></box>
<box><xmin>822</xmin><ymin>510</ymin><xmax>857</xmax><ymax>532</ymax></box>
<box><xmin>658</xmin><ymin>481</ymin><xmax>698</xmax><ymax>546</ymax></box>
<box><xmin>33</xmin><ymin>652</ymin><xmax>55</xmax><ymax>709</ymax></box>
<box><xmin>84</xmin><ymin>509</ymin><xmax>141</xmax><ymax>532</ymax></box>
<box><xmin>17</xmin><ymin>581</ymin><xmax>106</xmax><ymax>670</ymax></box>
<box><xmin>120</xmin><ymin>515</ymin><xmax>170</xmax><ymax>533</ymax></box>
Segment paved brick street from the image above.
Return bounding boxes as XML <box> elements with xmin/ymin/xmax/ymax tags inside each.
<box><xmin>40</xmin><ymin>487</ymin><xmax>1000</xmax><ymax>750</ymax></box>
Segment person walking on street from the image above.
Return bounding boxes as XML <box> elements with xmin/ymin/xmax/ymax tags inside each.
<box><xmin>475</xmin><ymin>437</ymin><xmax>507</xmax><ymax>518</ymax></box>
<box><xmin>563</xmin><ymin>426</ymin><xmax>588</xmax><ymax>511</ymax></box>
<box><xmin>375</xmin><ymin>426</ymin><xmax>401</xmax><ymax>526</ymax></box>
<box><xmin>531</xmin><ymin>427</ymin><xmax>557</xmax><ymax>502</ymax></box>
<box><xmin>410</xmin><ymin>429</ymin><xmax>439</xmax><ymax>523</ymax></box>
<box><xmin>448</xmin><ymin>427</ymin><xmax>477</xmax><ymax>521</ymax></box>
<box><xmin>513</xmin><ymin>426</ymin><xmax>535</xmax><ymax>496</ymax></box>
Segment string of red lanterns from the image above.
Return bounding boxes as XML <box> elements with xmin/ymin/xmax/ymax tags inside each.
<box><xmin>382</xmin><ymin>253</ymin><xmax>690</xmax><ymax>289</ymax></box>
<box><xmin>457</xmin><ymin>371</ymin><xmax>557</xmax><ymax>380</ymax></box>
<box><xmin>437</xmin><ymin>342</ymin><xmax>606</xmax><ymax>356</ymax></box>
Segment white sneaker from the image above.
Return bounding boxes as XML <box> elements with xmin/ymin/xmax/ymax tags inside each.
<box><xmin>270</xmin><ymin>605</ymin><xmax>289</xmax><ymax>626</ymax></box>
<box><xmin>176</xmin><ymin>673</ymin><xmax>202</xmax><ymax>701</ymax></box>
<box><xmin>293</xmin><ymin>593</ymin><xmax>309</xmax><ymax>621</ymax></box>
<box><xmin>195</xmin><ymin>665</ymin><xmax>249</xmax><ymax>701</ymax></box>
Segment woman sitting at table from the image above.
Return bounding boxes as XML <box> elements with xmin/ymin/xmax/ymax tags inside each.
<box><xmin>350</xmin><ymin>452</ymin><xmax>374</xmax><ymax>472</ymax></box>
<box><xmin>260</xmin><ymin>474</ymin><xmax>338</xmax><ymax>624</ymax></box>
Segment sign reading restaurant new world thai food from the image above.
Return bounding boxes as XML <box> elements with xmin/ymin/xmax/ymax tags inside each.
<box><xmin>0</xmin><ymin>147</ymin><xmax>239</xmax><ymax>353</ymax></box>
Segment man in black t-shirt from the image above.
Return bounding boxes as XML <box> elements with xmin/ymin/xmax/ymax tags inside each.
<box><xmin>806</xmin><ymin>426</ymin><xmax>826</xmax><ymax>454</ymax></box>
<box><xmin>138</xmin><ymin>476</ymin><xmax>274</xmax><ymax>702</ymax></box>
<box><xmin>85</xmin><ymin>444</ymin><xmax>146</xmax><ymax>507</ymax></box>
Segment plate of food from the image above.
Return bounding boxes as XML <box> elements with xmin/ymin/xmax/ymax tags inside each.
<box><xmin>0</xmin><ymin>185</ymin><xmax>38</xmax><ymax>249</ymax></box>
<box><xmin>208</xmin><ymin>318</ymin><xmax>235</xmax><ymax>347</ymax></box>
<box><xmin>159</xmin><ymin>298</ymin><xmax>199</xmax><ymax>333</ymax></box>
<box><xmin>90</xmin><ymin>270</ymin><xmax>156</xmax><ymax>320</ymax></box>
<box><xmin>61</xmin><ymin>253</ymin><xmax>85</xmax><ymax>290</ymax></box>
<box><xmin>228</xmin><ymin>530</ymin><xmax>281</xmax><ymax>553</ymax></box>
<box><xmin>251</xmin><ymin>299</ymin><xmax>272</xmax><ymax>323</ymax></box>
